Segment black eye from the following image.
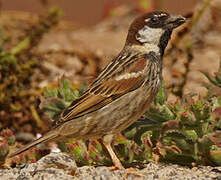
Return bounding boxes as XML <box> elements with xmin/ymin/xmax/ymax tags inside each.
<box><xmin>150</xmin><ymin>17</ymin><xmax>158</xmax><ymax>23</ymax></box>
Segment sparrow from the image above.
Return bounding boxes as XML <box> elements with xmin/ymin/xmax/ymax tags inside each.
<box><xmin>9</xmin><ymin>11</ymin><xmax>186</xmax><ymax>169</ymax></box>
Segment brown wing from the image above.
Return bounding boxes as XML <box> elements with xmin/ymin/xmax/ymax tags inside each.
<box><xmin>59</xmin><ymin>55</ymin><xmax>148</xmax><ymax>123</ymax></box>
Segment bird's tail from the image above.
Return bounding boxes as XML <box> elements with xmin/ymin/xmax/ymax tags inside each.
<box><xmin>8</xmin><ymin>130</ymin><xmax>59</xmax><ymax>158</ymax></box>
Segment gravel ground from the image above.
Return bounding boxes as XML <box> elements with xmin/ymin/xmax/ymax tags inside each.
<box><xmin>1</xmin><ymin>153</ymin><xmax>221</xmax><ymax>180</ymax></box>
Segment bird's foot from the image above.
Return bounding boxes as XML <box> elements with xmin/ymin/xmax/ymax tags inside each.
<box><xmin>108</xmin><ymin>165</ymin><xmax>145</xmax><ymax>178</ymax></box>
<box><xmin>124</xmin><ymin>167</ymin><xmax>145</xmax><ymax>178</ymax></box>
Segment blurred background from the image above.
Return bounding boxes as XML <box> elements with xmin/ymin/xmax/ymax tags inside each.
<box><xmin>1</xmin><ymin>0</ymin><xmax>197</xmax><ymax>25</ymax></box>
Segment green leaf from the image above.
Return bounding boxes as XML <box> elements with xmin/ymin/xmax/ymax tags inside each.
<box><xmin>41</xmin><ymin>97</ymin><xmax>67</xmax><ymax>120</ymax></box>
<box><xmin>201</xmin><ymin>71</ymin><xmax>221</xmax><ymax>87</ymax></box>
<box><xmin>163</xmin><ymin>152</ymin><xmax>196</xmax><ymax>165</ymax></box>
<box><xmin>43</xmin><ymin>88</ymin><xmax>58</xmax><ymax>98</ymax></box>
<box><xmin>198</xmin><ymin>135</ymin><xmax>215</xmax><ymax>153</ymax></box>
<box><xmin>163</xmin><ymin>129</ymin><xmax>184</xmax><ymax>139</ymax></box>
<box><xmin>209</xmin><ymin>150</ymin><xmax>221</xmax><ymax>166</ymax></box>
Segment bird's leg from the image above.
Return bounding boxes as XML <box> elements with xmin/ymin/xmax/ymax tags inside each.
<box><xmin>102</xmin><ymin>134</ymin><xmax>124</xmax><ymax>170</ymax></box>
<box><xmin>103</xmin><ymin>135</ymin><xmax>145</xmax><ymax>178</ymax></box>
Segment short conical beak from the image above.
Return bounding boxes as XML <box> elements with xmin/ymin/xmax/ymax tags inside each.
<box><xmin>166</xmin><ymin>14</ymin><xmax>186</xmax><ymax>29</ymax></box>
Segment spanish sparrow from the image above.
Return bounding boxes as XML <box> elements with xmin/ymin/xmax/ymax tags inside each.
<box><xmin>9</xmin><ymin>11</ymin><xmax>186</xmax><ymax>169</ymax></box>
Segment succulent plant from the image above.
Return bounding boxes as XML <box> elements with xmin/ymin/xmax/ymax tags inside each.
<box><xmin>0</xmin><ymin>138</ymin><xmax>9</xmax><ymax>163</ymax></box>
<box><xmin>10</xmin><ymin>148</ymin><xmax>50</xmax><ymax>167</ymax></box>
<box><xmin>201</xmin><ymin>61</ymin><xmax>221</xmax><ymax>88</ymax></box>
<box><xmin>0</xmin><ymin>128</ymin><xmax>51</xmax><ymax>167</ymax></box>
<box><xmin>40</xmin><ymin>68</ymin><xmax>220</xmax><ymax>166</ymax></box>
<box><xmin>0</xmin><ymin>129</ymin><xmax>16</xmax><ymax>146</ymax></box>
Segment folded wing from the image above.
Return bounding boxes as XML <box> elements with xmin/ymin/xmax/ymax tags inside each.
<box><xmin>58</xmin><ymin>55</ymin><xmax>149</xmax><ymax>125</ymax></box>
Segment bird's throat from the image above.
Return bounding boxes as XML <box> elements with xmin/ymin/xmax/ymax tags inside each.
<box><xmin>143</xmin><ymin>43</ymin><xmax>161</xmax><ymax>57</ymax></box>
<box><xmin>158</xmin><ymin>29</ymin><xmax>172</xmax><ymax>57</ymax></box>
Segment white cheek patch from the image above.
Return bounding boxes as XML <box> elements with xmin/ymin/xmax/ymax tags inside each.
<box><xmin>136</xmin><ymin>25</ymin><xmax>164</xmax><ymax>45</ymax></box>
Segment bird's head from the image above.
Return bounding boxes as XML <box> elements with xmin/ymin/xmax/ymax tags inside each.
<box><xmin>126</xmin><ymin>11</ymin><xmax>186</xmax><ymax>55</ymax></box>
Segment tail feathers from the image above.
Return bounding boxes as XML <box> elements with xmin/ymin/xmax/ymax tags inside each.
<box><xmin>8</xmin><ymin>130</ymin><xmax>59</xmax><ymax>158</ymax></box>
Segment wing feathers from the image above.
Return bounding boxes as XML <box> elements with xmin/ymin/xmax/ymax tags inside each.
<box><xmin>59</xmin><ymin>55</ymin><xmax>148</xmax><ymax>124</ymax></box>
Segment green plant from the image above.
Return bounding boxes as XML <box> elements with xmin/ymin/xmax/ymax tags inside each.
<box><xmin>0</xmin><ymin>129</ymin><xmax>50</xmax><ymax>167</ymax></box>
<box><xmin>0</xmin><ymin>129</ymin><xmax>14</xmax><ymax>165</ymax></box>
<box><xmin>40</xmin><ymin>70</ymin><xmax>220</xmax><ymax>166</ymax></box>
<box><xmin>125</xmin><ymin>83</ymin><xmax>220</xmax><ymax>166</ymax></box>
<box><xmin>40</xmin><ymin>78</ymin><xmax>85</xmax><ymax>122</ymax></box>
<box><xmin>201</xmin><ymin>61</ymin><xmax>221</xmax><ymax>88</ymax></box>
<box><xmin>10</xmin><ymin>148</ymin><xmax>50</xmax><ymax>167</ymax></box>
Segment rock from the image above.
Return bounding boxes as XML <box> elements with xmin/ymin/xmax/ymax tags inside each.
<box><xmin>0</xmin><ymin>152</ymin><xmax>77</xmax><ymax>180</ymax></box>
<box><xmin>1</xmin><ymin>153</ymin><xmax>221</xmax><ymax>180</ymax></box>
